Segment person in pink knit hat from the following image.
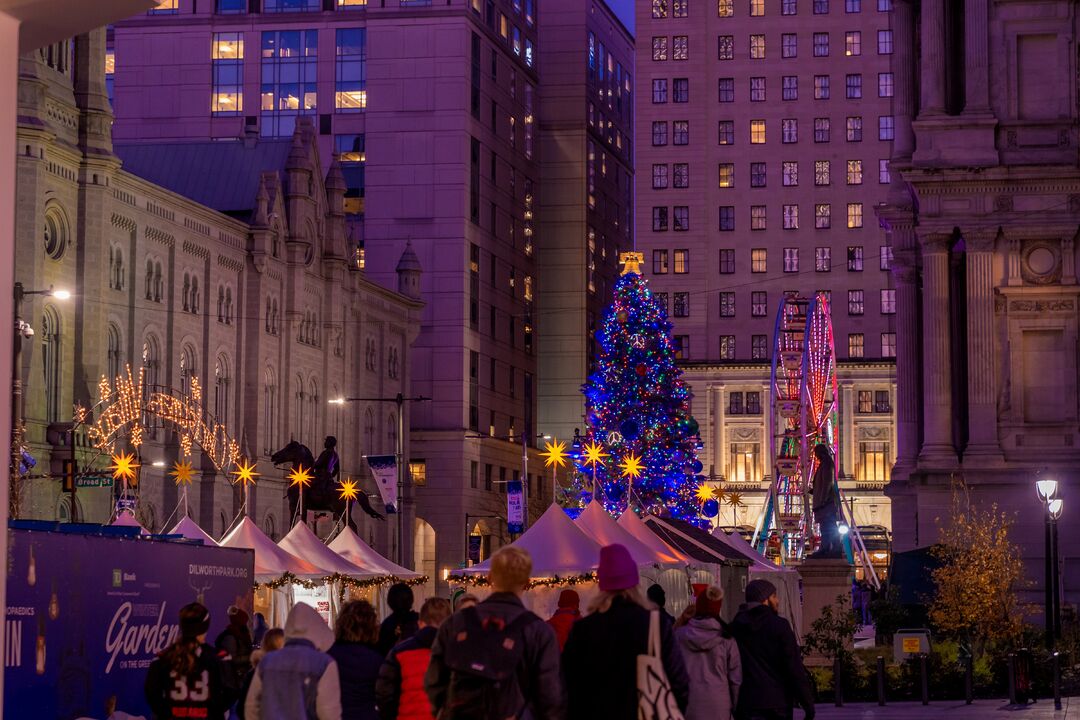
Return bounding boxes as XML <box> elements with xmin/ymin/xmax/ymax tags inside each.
<box><xmin>562</xmin><ymin>543</ymin><xmax>689</xmax><ymax>719</ymax></box>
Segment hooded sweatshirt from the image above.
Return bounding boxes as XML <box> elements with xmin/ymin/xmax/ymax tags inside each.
<box><xmin>675</xmin><ymin>617</ymin><xmax>741</xmax><ymax>720</ymax></box>
<box><xmin>245</xmin><ymin>603</ymin><xmax>342</xmax><ymax>720</ymax></box>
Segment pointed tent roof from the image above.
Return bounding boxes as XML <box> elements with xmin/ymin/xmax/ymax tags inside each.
<box><xmin>279</xmin><ymin>522</ymin><xmax>380</xmax><ymax>579</ymax></box>
<box><xmin>327</xmin><ymin>527</ymin><xmax>422</xmax><ymax>579</ymax></box>
<box><xmin>642</xmin><ymin>515</ymin><xmax>748</xmax><ymax>566</ymax></box>
<box><xmin>461</xmin><ymin>504</ymin><xmax>604</xmax><ymax>577</ymax></box>
<box><xmin>711</xmin><ymin>528</ymin><xmax>796</xmax><ymax>573</ymax></box>
<box><xmin>617</xmin><ymin>509</ymin><xmax>689</xmax><ymax>564</ymax></box>
<box><xmin>575</xmin><ymin>501</ymin><xmax>673</xmax><ymax>566</ymax></box>
<box><xmin>220</xmin><ymin>516</ymin><xmax>326</xmax><ymax>582</ymax></box>
<box><xmin>112</xmin><ymin>510</ymin><xmax>148</xmax><ymax>535</ymax></box>
<box><xmin>169</xmin><ymin>516</ymin><xmax>217</xmax><ymax>545</ymax></box>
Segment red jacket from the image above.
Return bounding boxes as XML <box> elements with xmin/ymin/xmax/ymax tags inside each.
<box><xmin>376</xmin><ymin>625</ymin><xmax>437</xmax><ymax>720</ymax></box>
<box><xmin>547</xmin><ymin>608</ymin><xmax>580</xmax><ymax>651</ymax></box>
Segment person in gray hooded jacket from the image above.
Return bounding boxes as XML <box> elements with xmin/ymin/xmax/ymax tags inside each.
<box><xmin>675</xmin><ymin>585</ymin><xmax>741</xmax><ymax>720</ymax></box>
<box><xmin>246</xmin><ymin>603</ymin><xmax>343</xmax><ymax>720</ymax></box>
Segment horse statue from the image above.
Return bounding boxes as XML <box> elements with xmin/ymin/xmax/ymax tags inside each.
<box><xmin>271</xmin><ymin>436</ymin><xmax>384</xmax><ymax>532</ymax></box>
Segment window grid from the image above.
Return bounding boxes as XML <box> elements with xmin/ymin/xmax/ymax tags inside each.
<box><xmin>848</xmin><ymin>289</ymin><xmax>864</xmax><ymax>315</ymax></box>
<box><xmin>751</xmin><ymin>248</ymin><xmax>767</xmax><ymax>272</ymax></box>
<box><xmin>816</xmin><ymin>246</ymin><xmax>831</xmax><ymax>271</ymax></box>
<box><xmin>880</xmin><ymin>289</ymin><xmax>896</xmax><ymax>314</ymax></box>
<box><xmin>783</xmin><ymin>204</ymin><xmax>799</xmax><ymax>229</ymax></box>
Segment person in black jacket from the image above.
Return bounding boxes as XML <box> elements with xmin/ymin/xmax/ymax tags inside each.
<box><xmin>330</xmin><ymin>599</ymin><xmax>385</xmax><ymax>720</ymax></box>
<box><xmin>729</xmin><ymin>579</ymin><xmax>815</xmax><ymax>720</ymax></box>
<box><xmin>563</xmin><ymin>544</ymin><xmax>689</xmax><ymax>719</ymax></box>
<box><xmin>378</xmin><ymin>583</ymin><xmax>420</xmax><ymax>656</ymax></box>
<box><xmin>145</xmin><ymin>602</ymin><xmax>234</xmax><ymax>720</ymax></box>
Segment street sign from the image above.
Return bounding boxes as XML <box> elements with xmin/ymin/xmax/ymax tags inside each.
<box><xmin>76</xmin><ymin>475</ymin><xmax>112</xmax><ymax>488</ymax></box>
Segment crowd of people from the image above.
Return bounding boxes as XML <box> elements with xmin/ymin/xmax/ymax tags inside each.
<box><xmin>146</xmin><ymin>543</ymin><xmax>816</xmax><ymax>720</ymax></box>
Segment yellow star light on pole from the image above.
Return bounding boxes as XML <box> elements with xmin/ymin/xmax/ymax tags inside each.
<box><xmin>337</xmin><ymin>478</ymin><xmax>360</xmax><ymax>502</ymax></box>
<box><xmin>582</xmin><ymin>441</ymin><xmax>609</xmax><ymax>467</ymax></box>
<box><xmin>619</xmin><ymin>453</ymin><xmax>643</xmax><ymax>481</ymax></box>
<box><xmin>232</xmin><ymin>458</ymin><xmax>259</xmax><ymax>487</ymax></box>
<box><xmin>695</xmin><ymin>483</ymin><xmax>715</xmax><ymax>503</ymax></box>
<box><xmin>109</xmin><ymin>451</ymin><xmax>140</xmax><ymax>485</ymax></box>
<box><xmin>288</xmin><ymin>464</ymin><xmax>313</xmax><ymax>490</ymax></box>
<box><xmin>713</xmin><ymin>486</ymin><xmax>728</xmax><ymax>504</ymax></box>
<box><xmin>727</xmin><ymin>491</ymin><xmax>745</xmax><ymax>508</ymax></box>
<box><xmin>541</xmin><ymin>439</ymin><xmax>568</xmax><ymax>469</ymax></box>
<box><xmin>170</xmin><ymin>459</ymin><xmax>195</xmax><ymax>486</ymax></box>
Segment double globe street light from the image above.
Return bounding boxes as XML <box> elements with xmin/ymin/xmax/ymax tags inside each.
<box><xmin>1035</xmin><ymin>478</ymin><xmax>1063</xmax><ymax>650</ymax></box>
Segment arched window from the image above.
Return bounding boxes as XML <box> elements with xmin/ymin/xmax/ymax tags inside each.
<box><xmin>271</xmin><ymin>299</ymin><xmax>279</xmax><ymax>335</ymax></box>
<box><xmin>153</xmin><ymin>262</ymin><xmax>163</xmax><ymax>303</ymax></box>
<box><xmin>225</xmin><ymin>288</ymin><xmax>233</xmax><ymax>324</ymax></box>
<box><xmin>43</xmin><ymin>204</ymin><xmax>67</xmax><ymax>260</ymax></box>
<box><xmin>145</xmin><ymin>260</ymin><xmax>154</xmax><ymax>300</ymax></box>
<box><xmin>113</xmin><ymin>247</ymin><xmax>124</xmax><ymax>290</ymax></box>
<box><xmin>179</xmin><ymin>344</ymin><xmax>197</xmax><ymax>396</ymax></box>
<box><xmin>265</xmin><ymin>298</ymin><xmax>272</xmax><ymax>333</ymax></box>
<box><xmin>363</xmin><ymin>408</ymin><xmax>375</xmax><ymax>456</ymax></box>
<box><xmin>308</xmin><ymin>378</ymin><xmax>319</xmax><ymax>446</ymax></box>
<box><xmin>190</xmin><ymin>276</ymin><xmax>199</xmax><ymax>312</ymax></box>
<box><xmin>387</xmin><ymin>412</ymin><xmax>397</xmax><ymax>454</ymax></box>
<box><xmin>263</xmin><ymin>367</ymin><xmax>277</xmax><ymax>455</ymax></box>
<box><xmin>294</xmin><ymin>374</ymin><xmax>305</xmax><ymax>439</ymax></box>
<box><xmin>142</xmin><ymin>335</ymin><xmax>160</xmax><ymax>387</ymax></box>
<box><xmin>214</xmin><ymin>354</ymin><xmax>230</xmax><ymax>423</ymax></box>
<box><xmin>107</xmin><ymin>323</ymin><xmax>122</xmax><ymax>380</ymax></box>
<box><xmin>264</xmin><ymin>513</ymin><xmax>277</xmax><ymax>541</ymax></box>
<box><xmin>109</xmin><ymin>247</ymin><xmax>115</xmax><ymax>289</ymax></box>
<box><xmin>41</xmin><ymin>306</ymin><xmax>61</xmax><ymax>423</ymax></box>
<box><xmin>182</xmin><ymin>273</ymin><xmax>191</xmax><ymax>311</ymax></box>
<box><xmin>217</xmin><ymin>286</ymin><xmax>224</xmax><ymax>322</ymax></box>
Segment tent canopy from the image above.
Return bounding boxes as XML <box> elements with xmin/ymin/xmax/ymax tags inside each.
<box><xmin>618</xmin><ymin>508</ymin><xmax>689</xmax><ymax>564</ymax></box>
<box><xmin>220</xmin><ymin>516</ymin><xmax>325</xmax><ymax>582</ymax></box>
<box><xmin>462</xmin><ymin>504</ymin><xmax>603</xmax><ymax>577</ymax></box>
<box><xmin>327</xmin><ymin>527</ymin><xmax>422</xmax><ymax>579</ymax></box>
<box><xmin>169</xmin><ymin>516</ymin><xmax>216</xmax><ymax>545</ymax></box>
<box><xmin>711</xmin><ymin>528</ymin><xmax>797</xmax><ymax>574</ymax></box>
<box><xmin>279</xmin><ymin>522</ymin><xmax>380</xmax><ymax>579</ymax></box>
<box><xmin>642</xmin><ymin>515</ymin><xmax>750</xmax><ymax>566</ymax></box>
<box><xmin>111</xmin><ymin>510</ymin><xmax>148</xmax><ymax>535</ymax></box>
<box><xmin>575</xmin><ymin>501</ymin><xmax>675</xmax><ymax>566</ymax></box>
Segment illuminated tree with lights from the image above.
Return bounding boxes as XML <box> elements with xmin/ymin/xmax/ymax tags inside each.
<box><xmin>579</xmin><ymin>252</ymin><xmax>702</xmax><ymax>521</ymax></box>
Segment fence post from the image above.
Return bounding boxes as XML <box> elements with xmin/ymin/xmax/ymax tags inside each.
<box><xmin>919</xmin><ymin>653</ymin><xmax>929</xmax><ymax>705</ymax></box>
<box><xmin>1007</xmin><ymin>653</ymin><xmax>1017</xmax><ymax>705</ymax></box>
<box><xmin>876</xmin><ymin>655</ymin><xmax>886</xmax><ymax>706</ymax></box>
<box><xmin>964</xmin><ymin>655</ymin><xmax>973</xmax><ymax>705</ymax></box>
<box><xmin>833</xmin><ymin>656</ymin><xmax>844</xmax><ymax>707</ymax></box>
<box><xmin>1053</xmin><ymin>652</ymin><xmax>1062</xmax><ymax>711</ymax></box>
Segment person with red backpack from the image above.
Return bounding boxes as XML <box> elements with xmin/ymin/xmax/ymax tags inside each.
<box><xmin>375</xmin><ymin>597</ymin><xmax>452</xmax><ymax>719</ymax></box>
<box><xmin>425</xmin><ymin>547</ymin><xmax>564</xmax><ymax>720</ymax></box>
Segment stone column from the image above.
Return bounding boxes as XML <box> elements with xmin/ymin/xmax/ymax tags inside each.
<box><xmin>712</xmin><ymin>385</ymin><xmax>725</xmax><ymax>480</ymax></box>
<box><xmin>964</xmin><ymin>229</ymin><xmax>1003</xmax><ymax>462</ymax></box>
<box><xmin>841</xmin><ymin>381</ymin><xmax>855</xmax><ymax>479</ymax></box>
<box><xmin>919</xmin><ymin>0</ymin><xmax>947</xmax><ymax>115</ymax></box>
<box><xmin>963</xmin><ymin>0</ymin><xmax>991</xmax><ymax>113</ymax></box>
<box><xmin>891</xmin><ymin>0</ymin><xmax>917</xmax><ymax>159</ymax></box>
<box><xmin>919</xmin><ymin>234</ymin><xmax>957</xmax><ymax>467</ymax></box>
<box><xmin>885</xmin><ymin>220</ymin><xmax>920</xmax><ymax>473</ymax></box>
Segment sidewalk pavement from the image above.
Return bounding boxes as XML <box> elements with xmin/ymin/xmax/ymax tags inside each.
<box><xmin>808</xmin><ymin>698</ymin><xmax>1073</xmax><ymax>719</ymax></box>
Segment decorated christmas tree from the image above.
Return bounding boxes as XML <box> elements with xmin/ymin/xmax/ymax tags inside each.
<box><xmin>578</xmin><ymin>252</ymin><xmax>702</xmax><ymax>521</ymax></box>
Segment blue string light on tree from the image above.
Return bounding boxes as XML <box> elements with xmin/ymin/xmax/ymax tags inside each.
<box><xmin>578</xmin><ymin>252</ymin><xmax>703</xmax><ymax>523</ymax></box>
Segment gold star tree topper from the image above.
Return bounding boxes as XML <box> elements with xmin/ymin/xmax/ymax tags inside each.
<box><xmin>109</xmin><ymin>451</ymin><xmax>140</xmax><ymax>485</ymax></box>
<box><xmin>619</xmin><ymin>453</ymin><xmax>644</xmax><ymax>481</ymax></box>
<box><xmin>288</xmin><ymin>465</ymin><xmax>313</xmax><ymax>490</ymax></box>
<box><xmin>541</xmin><ymin>439</ymin><xmax>568</xmax><ymax>469</ymax></box>
<box><xmin>338</xmin><ymin>478</ymin><xmax>360</xmax><ymax>502</ymax></box>
<box><xmin>232</xmin><ymin>459</ymin><xmax>259</xmax><ymax>487</ymax></box>
<box><xmin>170</xmin><ymin>460</ymin><xmax>195</xmax><ymax>486</ymax></box>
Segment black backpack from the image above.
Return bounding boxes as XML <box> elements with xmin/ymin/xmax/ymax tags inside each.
<box><xmin>440</xmin><ymin>606</ymin><xmax>537</xmax><ymax>720</ymax></box>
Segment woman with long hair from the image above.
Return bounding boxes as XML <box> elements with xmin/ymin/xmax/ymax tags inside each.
<box><xmin>562</xmin><ymin>544</ymin><xmax>690</xmax><ymax>719</ymax></box>
<box><xmin>145</xmin><ymin>602</ymin><xmax>233</xmax><ymax>719</ymax></box>
<box><xmin>329</xmin><ymin>599</ymin><xmax>383</xmax><ymax>720</ymax></box>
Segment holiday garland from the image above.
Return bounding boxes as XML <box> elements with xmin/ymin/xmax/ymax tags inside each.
<box><xmin>446</xmin><ymin>572</ymin><xmax>598</xmax><ymax>590</ymax></box>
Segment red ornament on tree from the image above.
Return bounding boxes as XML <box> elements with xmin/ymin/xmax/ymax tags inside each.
<box><xmin>635</xmin><ymin>364</ymin><xmax>648</xmax><ymax>376</ymax></box>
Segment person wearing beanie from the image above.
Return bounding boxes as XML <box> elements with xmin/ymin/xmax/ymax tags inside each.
<box><xmin>730</xmin><ymin>579</ymin><xmax>815</xmax><ymax>720</ymax></box>
<box><xmin>145</xmin><ymin>602</ymin><xmax>235</xmax><ymax>719</ymax></box>
<box><xmin>246</xmin><ymin>603</ymin><xmax>342</xmax><ymax>720</ymax></box>
<box><xmin>547</xmin><ymin>589</ymin><xmax>581</xmax><ymax>650</ymax></box>
<box><xmin>562</xmin><ymin>544</ymin><xmax>689</xmax><ymax>720</ymax></box>
<box><xmin>675</xmin><ymin>586</ymin><xmax>741</xmax><ymax>720</ymax></box>
<box><xmin>378</xmin><ymin>583</ymin><xmax>420</xmax><ymax>656</ymax></box>
<box><xmin>216</xmin><ymin>604</ymin><xmax>255</xmax><ymax>692</ymax></box>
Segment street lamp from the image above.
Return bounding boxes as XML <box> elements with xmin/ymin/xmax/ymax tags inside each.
<box><xmin>465</xmin><ymin>431</ymin><xmax>547</xmax><ymax>535</ymax></box>
<box><xmin>1036</xmin><ymin>478</ymin><xmax>1063</xmax><ymax>649</ymax></box>
<box><xmin>329</xmin><ymin>393</ymin><xmax>430</xmax><ymax>566</ymax></box>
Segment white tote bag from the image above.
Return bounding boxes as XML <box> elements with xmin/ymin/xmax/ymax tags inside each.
<box><xmin>637</xmin><ymin>610</ymin><xmax>685</xmax><ymax>720</ymax></box>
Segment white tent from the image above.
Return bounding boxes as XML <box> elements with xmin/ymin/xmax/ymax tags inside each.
<box><xmin>462</xmin><ymin>503</ymin><xmax>603</xmax><ymax>577</ymax></box>
<box><xmin>617</xmin><ymin>508</ymin><xmax>689</xmax><ymax>564</ymax></box>
<box><xmin>711</xmin><ymin>528</ymin><xmax>802</xmax><ymax>633</ymax></box>
<box><xmin>327</xmin><ymin>527</ymin><xmax>425</xmax><ymax>616</ymax></box>
<box><xmin>168</xmin><ymin>516</ymin><xmax>216</xmax><ymax>545</ymax></box>
<box><xmin>574</xmin><ymin>501</ymin><xmax>674</xmax><ymax>566</ymax></box>
<box><xmin>111</xmin><ymin>510</ymin><xmax>148</xmax><ymax>535</ymax></box>
<box><xmin>279</xmin><ymin>522</ymin><xmax>383</xmax><ymax>625</ymax></box>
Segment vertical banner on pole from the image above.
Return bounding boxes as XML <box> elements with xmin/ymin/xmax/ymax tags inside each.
<box><xmin>507</xmin><ymin>480</ymin><xmax>524</xmax><ymax>534</ymax></box>
<box><xmin>365</xmin><ymin>455</ymin><xmax>398</xmax><ymax>513</ymax></box>
<box><xmin>467</xmin><ymin>535</ymin><xmax>482</xmax><ymax>564</ymax></box>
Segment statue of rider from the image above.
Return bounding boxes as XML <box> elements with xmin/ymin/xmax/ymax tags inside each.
<box><xmin>809</xmin><ymin>443</ymin><xmax>845</xmax><ymax>559</ymax></box>
<box><xmin>313</xmin><ymin>436</ymin><xmax>340</xmax><ymax>489</ymax></box>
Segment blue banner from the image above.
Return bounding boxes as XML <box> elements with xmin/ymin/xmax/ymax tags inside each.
<box><xmin>507</xmin><ymin>480</ymin><xmax>524</xmax><ymax>534</ymax></box>
<box><xmin>5</xmin><ymin>526</ymin><xmax>254</xmax><ymax>719</ymax></box>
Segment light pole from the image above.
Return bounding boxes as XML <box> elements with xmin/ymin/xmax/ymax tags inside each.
<box><xmin>465</xmin><ymin>431</ymin><xmax>547</xmax><ymax>535</ymax></box>
<box><xmin>11</xmin><ymin>283</ymin><xmax>71</xmax><ymax>519</ymax></box>
<box><xmin>330</xmin><ymin>393</ymin><xmax>430</xmax><ymax>566</ymax></box>
<box><xmin>1036</xmin><ymin>479</ymin><xmax>1063</xmax><ymax>650</ymax></box>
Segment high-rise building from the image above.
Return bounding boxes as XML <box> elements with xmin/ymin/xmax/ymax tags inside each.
<box><xmin>110</xmin><ymin>0</ymin><xmax>552</xmax><ymax>587</ymax></box>
<box><xmin>536</xmin><ymin>0</ymin><xmax>634</xmax><ymax>442</ymax></box>
<box><xmin>633</xmin><ymin>0</ymin><xmax>898</xmax><ymax>556</ymax></box>
<box><xmin>877</xmin><ymin>0</ymin><xmax>1080</xmax><ymax>606</ymax></box>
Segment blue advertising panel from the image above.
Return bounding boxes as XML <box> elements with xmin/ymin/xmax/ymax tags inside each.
<box><xmin>5</xmin><ymin>526</ymin><xmax>254</xmax><ymax>720</ymax></box>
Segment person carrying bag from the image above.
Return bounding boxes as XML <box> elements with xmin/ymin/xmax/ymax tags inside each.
<box><xmin>638</xmin><ymin>610</ymin><xmax>685</xmax><ymax>720</ymax></box>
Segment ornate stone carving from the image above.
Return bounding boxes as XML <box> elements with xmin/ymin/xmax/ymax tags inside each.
<box><xmin>1006</xmin><ymin>130</ymin><xmax>1018</xmax><ymax>148</ymax></box>
<box><xmin>1020</xmin><ymin>242</ymin><xmax>1062</xmax><ymax>285</ymax></box>
<box><xmin>857</xmin><ymin>425</ymin><xmax>890</xmax><ymax>440</ymax></box>
<box><xmin>1008</xmin><ymin>299</ymin><xmax>1074</xmax><ymax>312</ymax></box>
<box><xmin>994</xmin><ymin>293</ymin><xmax>1007</xmax><ymax>313</ymax></box>
<box><xmin>731</xmin><ymin>426</ymin><xmax>760</xmax><ymax>442</ymax></box>
<box><xmin>920</xmin><ymin>231</ymin><xmax>954</xmax><ymax>254</ymax></box>
<box><xmin>994</xmin><ymin>195</ymin><xmax>1014</xmax><ymax>212</ymax></box>
<box><xmin>963</xmin><ymin>227</ymin><xmax>998</xmax><ymax>253</ymax></box>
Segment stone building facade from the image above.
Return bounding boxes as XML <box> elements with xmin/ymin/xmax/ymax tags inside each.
<box><xmin>877</xmin><ymin>1</ymin><xmax>1080</xmax><ymax>604</ymax></box>
<box><xmin>14</xmin><ymin>30</ymin><xmax>422</xmax><ymax>567</ymax></box>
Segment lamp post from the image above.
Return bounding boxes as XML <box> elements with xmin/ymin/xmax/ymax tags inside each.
<box><xmin>1036</xmin><ymin>479</ymin><xmax>1062</xmax><ymax>650</ymax></box>
<box><xmin>11</xmin><ymin>283</ymin><xmax>71</xmax><ymax>519</ymax></box>
<box><xmin>465</xmin><ymin>431</ymin><xmax>547</xmax><ymax>536</ymax></box>
<box><xmin>330</xmin><ymin>393</ymin><xmax>430</xmax><ymax>566</ymax></box>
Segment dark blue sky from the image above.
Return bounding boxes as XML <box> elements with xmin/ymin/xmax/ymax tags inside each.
<box><xmin>606</xmin><ymin>0</ymin><xmax>635</xmax><ymax>34</ymax></box>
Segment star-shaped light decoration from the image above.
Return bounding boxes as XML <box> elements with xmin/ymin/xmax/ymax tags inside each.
<box><xmin>727</xmin><ymin>491</ymin><xmax>745</xmax><ymax>508</ymax></box>
<box><xmin>582</xmin><ymin>441</ymin><xmax>609</xmax><ymax>467</ymax></box>
<box><xmin>619</xmin><ymin>453</ymin><xmax>644</xmax><ymax>481</ymax></box>
<box><xmin>170</xmin><ymin>459</ymin><xmax>195</xmax><ymax>486</ymax></box>
<box><xmin>288</xmin><ymin>464</ymin><xmax>313</xmax><ymax>490</ymax></box>
<box><xmin>713</xmin><ymin>485</ymin><xmax>728</xmax><ymax>504</ymax></box>
<box><xmin>337</xmin><ymin>478</ymin><xmax>360</xmax><ymax>502</ymax></box>
<box><xmin>109</xmin><ymin>451</ymin><xmax>140</xmax><ymax>485</ymax></box>
<box><xmin>232</xmin><ymin>458</ymin><xmax>260</xmax><ymax>487</ymax></box>
<box><xmin>695</xmin><ymin>483</ymin><xmax>715</xmax><ymax>503</ymax></box>
<box><xmin>541</xmin><ymin>439</ymin><xmax>568</xmax><ymax>469</ymax></box>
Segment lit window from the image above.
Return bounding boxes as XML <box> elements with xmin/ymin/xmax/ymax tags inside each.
<box><xmin>815</xmin><ymin>246</ymin><xmax>831</xmax><ymax>271</ymax></box>
<box><xmin>513</xmin><ymin>26</ymin><xmax>522</xmax><ymax>56</ymax></box>
<box><xmin>719</xmin><ymin>163</ymin><xmax>735</xmax><ymax>188</ymax></box>
<box><xmin>105</xmin><ymin>51</ymin><xmax>115</xmax><ymax>102</ymax></box>
<box><xmin>337</xmin><ymin>0</ymin><xmax>366</xmax><ymax>6</ymax></box>
<box><xmin>718</xmin><ymin>121</ymin><xmax>734</xmax><ymax>144</ymax></box>
<box><xmin>879</xmin><ymin>159</ymin><xmax>891</xmax><ymax>183</ymax></box>
<box><xmin>335</xmin><ymin>28</ymin><xmax>366</xmax><ymax>112</ymax></box>
<box><xmin>782</xmin><ymin>0</ymin><xmax>797</xmax><ymax>13</ymax></box>
<box><xmin>674</xmin><ymin>207</ymin><xmax>690</xmax><ymax>232</ymax></box>
<box><xmin>846</xmin><ymin>73</ymin><xmax>862</xmax><ymax>98</ymax></box>
<box><xmin>673</xmin><ymin>0</ymin><xmax>687</xmax><ymax>17</ymax></box>
<box><xmin>813</xmin><ymin>32</ymin><xmax>829</xmax><ymax>56</ymax></box>
<box><xmin>782</xmin><ymin>33</ymin><xmax>797</xmax><ymax>58</ymax></box>
<box><xmin>751</xmin><ymin>248</ymin><xmax>767</xmax><ymax>272</ymax></box>
<box><xmin>720</xmin><ymin>292</ymin><xmax>735</xmax><ymax>316</ymax></box>
<box><xmin>846</xmin><ymin>116</ymin><xmax>863</xmax><ymax>141</ymax></box>
<box><xmin>750</xmin><ymin>34</ymin><xmax>766</xmax><ymax>59</ymax></box>
<box><xmin>751</xmin><ymin>335</ymin><xmax>768</xmax><ymax>359</ymax></box>
<box><xmin>782</xmin><ymin>75</ymin><xmax>798</xmax><ymax>101</ymax></box>
<box><xmin>212</xmin><ymin>32</ymin><xmax>244</xmax><ymax>115</ymax></box>
<box><xmin>814</xmin><ymin>160</ymin><xmax>830</xmax><ymax>186</ymax></box>
<box><xmin>848</xmin><ymin>333</ymin><xmax>865</xmax><ymax>358</ymax></box>
<box><xmin>150</xmin><ymin>0</ymin><xmax>178</xmax><ymax>13</ymax></box>
<box><xmin>752</xmin><ymin>291</ymin><xmax>767</xmax><ymax>317</ymax></box>
<box><xmin>814</xmin><ymin>117</ymin><xmax>830</xmax><ymax>142</ymax></box>
<box><xmin>652</xmin><ymin>164</ymin><xmax>669</xmax><ymax>189</ymax></box>
<box><xmin>335</xmin><ymin>134</ymin><xmax>365</xmax><ymax>211</ymax></box>
<box><xmin>673</xmin><ymin>163</ymin><xmax>689</xmax><ymax>188</ymax></box>
<box><xmin>847</xmin><ymin>203</ymin><xmax>863</xmax><ymax>228</ymax></box>
<box><xmin>719</xmin><ymin>77</ymin><xmax>735</xmax><ymax>102</ymax></box>
<box><xmin>783</xmin><ymin>161</ymin><xmax>798</xmax><ymax>186</ymax></box>
<box><xmin>673</xmin><ymin>120</ymin><xmax>689</xmax><ymax>145</ymax></box>
<box><xmin>814</xmin><ymin>0</ymin><xmax>829</xmax><ymax>13</ymax></box>
<box><xmin>878</xmin><ymin>30</ymin><xmax>893</xmax><ymax>54</ymax></box>
<box><xmin>718</xmin><ymin>0</ymin><xmax>734</xmax><ymax>16</ymax></box>
<box><xmin>653</xmin><ymin>121</ymin><xmax>669</xmax><ymax>146</ymax></box>
<box><xmin>673</xmin><ymin>335</ymin><xmax>689</xmax><ymax>360</ymax></box>
<box><xmin>845</xmin><ymin>0</ymin><xmax>861</xmax><ymax>11</ymax></box>
<box><xmin>880</xmin><ymin>289</ymin><xmax>896</xmax><ymax>314</ymax></box>
<box><xmin>783</xmin><ymin>204</ymin><xmax>799</xmax><ymax>229</ymax></box>
<box><xmin>673</xmin><ymin>36</ymin><xmax>689</xmax><ymax>60</ymax></box>
<box><xmin>881</xmin><ymin>333</ymin><xmax>896</xmax><ymax>358</ymax></box>
<box><xmin>783</xmin><ymin>248</ymin><xmax>799</xmax><ymax>272</ymax></box>
<box><xmin>879</xmin><ymin>115</ymin><xmax>895</xmax><ymax>140</ymax></box>
<box><xmin>653</xmin><ymin>250</ymin><xmax>670</xmax><ymax>274</ymax></box>
<box><xmin>815</xmin><ymin>203</ymin><xmax>831</xmax><ymax>228</ymax></box>
<box><xmin>814</xmin><ymin>74</ymin><xmax>830</xmax><ymax>99</ymax></box>
<box><xmin>845</xmin><ymin>31</ymin><xmax>861</xmax><ymax>56</ymax></box>
<box><xmin>782</xmin><ymin>118</ymin><xmax>798</xmax><ymax>143</ymax></box>
<box><xmin>653</xmin><ymin>207</ymin><xmax>669</xmax><ymax>231</ymax></box>
<box><xmin>750</xmin><ymin>77</ymin><xmax>766</xmax><ymax>101</ymax></box>
<box><xmin>846</xmin><ymin>160</ymin><xmax>863</xmax><ymax>185</ymax></box>
<box><xmin>858</xmin><ymin>441</ymin><xmax>888</xmax><ymax>481</ymax></box>
<box><xmin>260</xmin><ymin>30</ymin><xmax>318</xmax><ymax>137</ymax></box>
<box><xmin>719</xmin><ymin>206</ymin><xmax>735</xmax><ymax>231</ymax></box>
<box><xmin>877</xmin><ymin>0</ymin><xmax>892</xmax><ymax>9</ymax></box>
<box><xmin>652</xmin><ymin>36</ymin><xmax>669</xmax><ymax>61</ymax></box>
<box><xmin>720</xmin><ymin>335</ymin><xmax>736</xmax><ymax>359</ymax></box>
<box><xmin>653</xmin><ymin>0</ymin><xmax>668</xmax><ymax>17</ymax></box>
<box><xmin>264</xmin><ymin>0</ymin><xmax>320</xmax><ymax>10</ymax></box>
<box><xmin>652</xmin><ymin>79</ymin><xmax>668</xmax><ymax>103</ymax></box>
<box><xmin>719</xmin><ymin>35</ymin><xmax>734</xmax><ymax>60</ymax></box>
<box><xmin>750</xmin><ymin>119</ymin><xmax>765</xmax><ymax>143</ymax></box>
<box><xmin>751</xmin><ymin>205</ymin><xmax>767</xmax><ymax>230</ymax></box>
<box><xmin>848</xmin><ymin>289</ymin><xmax>864</xmax><ymax>315</ymax></box>
<box><xmin>880</xmin><ymin>245</ymin><xmax>894</xmax><ymax>270</ymax></box>
<box><xmin>525</xmin><ymin>39</ymin><xmax>534</xmax><ymax>67</ymax></box>
<box><xmin>750</xmin><ymin>0</ymin><xmax>764</xmax><ymax>15</ymax></box>
<box><xmin>878</xmin><ymin>72</ymin><xmax>894</xmax><ymax>97</ymax></box>
<box><xmin>847</xmin><ymin>245</ymin><xmax>864</xmax><ymax>271</ymax></box>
